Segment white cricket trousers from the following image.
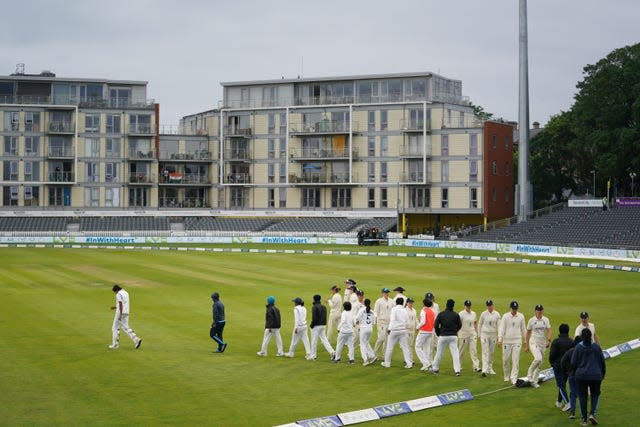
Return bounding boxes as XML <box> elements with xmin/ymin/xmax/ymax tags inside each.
<box><xmin>359</xmin><ymin>327</ymin><xmax>376</xmax><ymax>363</ymax></box>
<box><xmin>310</xmin><ymin>325</ymin><xmax>334</xmax><ymax>358</ymax></box>
<box><xmin>527</xmin><ymin>341</ymin><xmax>546</xmax><ymax>383</ymax></box>
<box><xmin>458</xmin><ymin>334</ymin><xmax>480</xmax><ymax>370</ymax></box>
<box><xmin>384</xmin><ymin>330</ymin><xmax>413</xmax><ymax>367</ymax></box>
<box><xmin>502</xmin><ymin>342</ymin><xmax>522</xmax><ymax>383</ymax></box>
<box><xmin>432</xmin><ymin>335</ymin><xmax>461</xmax><ymax>373</ymax></box>
<box><xmin>373</xmin><ymin>321</ymin><xmax>389</xmax><ymax>355</ymax></box>
<box><xmin>480</xmin><ymin>335</ymin><xmax>498</xmax><ymax>374</ymax></box>
<box><xmin>112</xmin><ymin>313</ymin><xmax>139</xmax><ymax>347</ymax></box>
<box><xmin>335</xmin><ymin>331</ymin><xmax>355</xmax><ymax>361</ymax></box>
<box><xmin>288</xmin><ymin>327</ymin><xmax>311</xmax><ymax>356</ymax></box>
<box><xmin>415</xmin><ymin>331</ymin><xmax>434</xmax><ymax>369</ymax></box>
<box><xmin>260</xmin><ymin>328</ymin><xmax>283</xmax><ymax>355</ymax></box>
<box><xmin>327</xmin><ymin>311</ymin><xmax>341</xmax><ymax>341</ymax></box>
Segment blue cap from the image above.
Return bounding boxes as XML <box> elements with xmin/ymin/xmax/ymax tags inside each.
<box><xmin>382</xmin><ymin>287</ymin><xmax>390</xmax><ymax>293</ymax></box>
<box><xmin>267</xmin><ymin>296</ymin><xmax>275</xmax><ymax>305</ymax></box>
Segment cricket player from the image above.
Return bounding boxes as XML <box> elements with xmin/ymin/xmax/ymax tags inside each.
<box><xmin>478</xmin><ymin>299</ymin><xmax>501</xmax><ymax>376</ymax></box>
<box><xmin>356</xmin><ymin>298</ymin><xmax>377</xmax><ymax>365</ymax></box>
<box><xmin>334</xmin><ymin>301</ymin><xmax>356</xmax><ymax>363</ymax></box>
<box><xmin>109</xmin><ymin>284</ymin><xmax>142</xmax><ymax>350</ymax></box>
<box><xmin>432</xmin><ymin>299</ymin><xmax>462</xmax><ymax>375</ymax></box>
<box><xmin>373</xmin><ymin>288</ymin><xmax>394</xmax><ymax>356</ymax></box>
<box><xmin>381</xmin><ymin>297</ymin><xmax>413</xmax><ymax>368</ymax></box>
<box><xmin>285</xmin><ymin>297</ymin><xmax>311</xmax><ymax>358</ymax></box>
<box><xmin>309</xmin><ymin>294</ymin><xmax>334</xmax><ymax>360</ymax></box>
<box><xmin>458</xmin><ymin>300</ymin><xmax>480</xmax><ymax>372</ymax></box>
<box><xmin>326</xmin><ymin>285</ymin><xmax>343</xmax><ymax>342</ymax></box>
<box><xmin>415</xmin><ymin>298</ymin><xmax>436</xmax><ymax>371</ymax></box>
<box><xmin>525</xmin><ymin>304</ymin><xmax>552</xmax><ymax>387</ymax></box>
<box><xmin>574</xmin><ymin>311</ymin><xmax>600</xmax><ymax>345</ymax></box>
<box><xmin>498</xmin><ymin>300</ymin><xmax>526</xmax><ymax>384</ymax></box>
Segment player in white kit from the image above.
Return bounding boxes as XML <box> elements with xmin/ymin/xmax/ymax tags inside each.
<box><xmin>458</xmin><ymin>300</ymin><xmax>480</xmax><ymax>372</ymax></box>
<box><xmin>109</xmin><ymin>285</ymin><xmax>142</xmax><ymax>350</ymax></box>
<box><xmin>478</xmin><ymin>299</ymin><xmax>501</xmax><ymax>376</ymax></box>
<box><xmin>498</xmin><ymin>300</ymin><xmax>526</xmax><ymax>384</ymax></box>
<box><xmin>285</xmin><ymin>297</ymin><xmax>311</xmax><ymax>358</ymax></box>
<box><xmin>326</xmin><ymin>285</ymin><xmax>343</xmax><ymax>343</ymax></box>
<box><xmin>525</xmin><ymin>304</ymin><xmax>552</xmax><ymax>387</ymax></box>
<box><xmin>373</xmin><ymin>288</ymin><xmax>394</xmax><ymax>357</ymax></box>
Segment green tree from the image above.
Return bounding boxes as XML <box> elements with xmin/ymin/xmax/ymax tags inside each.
<box><xmin>531</xmin><ymin>43</ymin><xmax>640</xmax><ymax>203</ymax></box>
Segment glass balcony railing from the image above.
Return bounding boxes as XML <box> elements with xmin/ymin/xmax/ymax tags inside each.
<box><xmin>48</xmin><ymin>121</ymin><xmax>75</xmax><ymax>133</ymax></box>
<box><xmin>129</xmin><ymin>123</ymin><xmax>153</xmax><ymax>134</ymax></box>
<box><xmin>48</xmin><ymin>147</ymin><xmax>74</xmax><ymax>157</ymax></box>
<box><xmin>224</xmin><ymin>173</ymin><xmax>251</xmax><ymax>184</ymax></box>
<box><xmin>49</xmin><ymin>171</ymin><xmax>74</xmax><ymax>182</ymax></box>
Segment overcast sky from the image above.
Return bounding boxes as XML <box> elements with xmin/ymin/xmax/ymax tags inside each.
<box><xmin>2</xmin><ymin>0</ymin><xmax>638</xmax><ymax>126</ymax></box>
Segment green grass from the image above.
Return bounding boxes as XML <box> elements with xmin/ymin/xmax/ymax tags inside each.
<box><xmin>1</xmin><ymin>246</ymin><xmax>639</xmax><ymax>426</ymax></box>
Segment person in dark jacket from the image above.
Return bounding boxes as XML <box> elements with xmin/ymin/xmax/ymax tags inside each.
<box><xmin>432</xmin><ymin>299</ymin><xmax>462</xmax><ymax>375</ymax></box>
<box><xmin>309</xmin><ymin>294</ymin><xmax>335</xmax><ymax>360</ymax></box>
<box><xmin>549</xmin><ymin>323</ymin><xmax>574</xmax><ymax>411</ymax></box>
<box><xmin>210</xmin><ymin>292</ymin><xmax>227</xmax><ymax>353</ymax></box>
<box><xmin>257</xmin><ymin>296</ymin><xmax>284</xmax><ymax>357</ymax></box>
<box><xmin>571</xmin><ymin>328</ymin><xmax>606</xmax><ymax>426</ymax></box>
<box><xmin>561</xmin><ymin>336</ymin><xmax>581</xmax><ymax>420</ymax></box>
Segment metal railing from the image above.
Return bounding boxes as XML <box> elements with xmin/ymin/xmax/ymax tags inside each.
<box><xmin>223</xmin><ymin>148</ymin><xmax>251</xmax><ymax>160</ymax></box>
<box><xmin>48</xmin><ymin>121</ymin><xmax>75</xmax><ymax>133</ymax></box>
<box><xmin>128</xmin><ymin>123</ymin><xmax>153</xmax><ymax>134</ymax></box>
<box><xmin>289</xmin><ymin>120</ymin><xmax>353</xmax><ymax>134</ymax></box>
<box><xmin>224</xmin><ymin>173</ymin><xmax>251</xmax><ymax>184</ymax></box>
<box><xmin>129</xmin><ymin>174</ymin><xmax>153</xmax><ymax>184</ymax></box>
<box><xmin>128</xmin><ymin>149</ymin><xmax>155</xmax><ymax>159</ymax></box>
<box><xmin>48</xmin><ymin>147</ymin><xmax>74</xmax><ymax>157</ymax></box>
<box><xmin>48</xmin><ymin>171</ymin><xmax>74</xmax><ymax>182</ymax></box>
<box><xmin>289</xmin><ymin>148</ymin><xmax>356</xmax><ymax>159</ymax></box>
<box><xmin>399</xmin><ymin>119</ymin><xmax>430</xmax><ymax>131</ymax></box>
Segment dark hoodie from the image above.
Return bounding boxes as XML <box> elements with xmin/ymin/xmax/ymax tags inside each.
<box><xmin>571</xmin><ymin>341</ymin><xmax>606</xmax><ymax>381</ymax></box>
<box><xmin>549</xmin><ymin>332</ymin><xmax>574</xmax><ymax>370</ymax></box>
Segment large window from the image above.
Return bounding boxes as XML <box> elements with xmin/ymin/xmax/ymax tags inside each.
<box><xmin>368</xmin><ymin>137</ymin><xmax>375</xmax><ymax>156</ymax></box>
<box><xmin>3</xmin><ymin>111</ymin><xmax>19</xmax><ymax>131</ymax></box>
<box><xmin>469</xmin><ymin>160</ymin><xmax>478</xmax><ymax>182</ymax></box>
<box><xmin>268</xmin><ymin>163</ymin><xmax>275</xmax><ymax>183</ymax></box>
<box><xmin>85</xmin><ymin>187</ymin><xmax>100</xmax><ymax>207</ymax></box>
<box><xmin>470</xmin><ymin>187</ymin><xmax>478</xmax><ymax>208</ymax></box>
<box><xmin>470</xmin><ymin>134</ymin><xmax>478</xmax><ymax>156</ymax></box>
<box><xmin>380</xmin><ymin>110</ymin><xmax>388</xmax><ymax>130</ymax></box>
<box><xmin>368</xmin><ymin>111</ymin><xmax>375</xmax><ymax>131</ymax></box>
<box><xmin>106</xmin><ymin>138</ymin><xmax>120</xmax><ymax>158</ymax></box>
<box><xmin>441</xmin><ymin>188</ymin><xmax>449</xmax><ymax>208</ymax></box>
<box><xmin>268</xmin><ymin>189</ymin><xmax>275</xmax><ymax>207</ymax></box>
<box><xmin>230</xmin><ymin>187</ymin><xmax>246</xmax><ymax>208</ymax></box>
<box><xmin>4</xmin><ymin>136</ymin><xmax>18</xmax><ymax>155</ymax></box>
<box><xmin>441</xmin><ymin>135</ymin><xmax>449</xmax><ymax>155</ymax></box>
<box><xmin>380</xmin><ymin>136</ymin><xmax>388</xmax><ymax>156</ymax></box>
<box><xmin>86</xmin><ymin>162</ymin><xmax>99</xmax><ymax>182</ymax></box>
<box><xmin>331</xmin><ymin>188</ymin><xmax>351</xmax><ymax>208</ymax></box>
<box><xmin>129</xmin><ymin>114</ymin><xmax>151</xmax><ymax>133</ymax></box>
<box><xmin>85</xmin><ymin>138</ymin><xmax>100</xmax><ymax>158</ymax></box>
<box><xmin>368</xmin><ymin>162</ymin><xmax>375</xmax><ymax>182</ymax></box>
<box><xmin>85</xmin><ymin>114</ymin><xmax>100</xmax><ymax>133</ymax></box>
<box><xmin>441</xmin><ymin>160</ymin><xmax>449</xmax><ymax>182</ymax></box>
<box><xmin>106</xmin><ymin>163</ymin><xmax>119</xmax><ymax>182</ymax></box>
<box><xmin>268</xmin><ymin>138</ymin><xmax>275</xmax><ymax>159</ymax></box>
<box><xmin>380</xmin><ymin>162</ymin><xmax>388</xmax><ymax>182</ymax></box>
<box><xmin>368</xmin><ymin>188</ymin><xmax>375</xmax><ymax>208</ymax></box>
<box><xmin>106</xmin><ymin>114</ymin><xmax>121</xmax><ymax>134</ymax></box>
<box><xmin>302</xmin><ymin>188</ymin><xmax>320</xmax><ymax>208</ymax></box>
<box><xmin>110</xmin><ymin>88</ymin><xmax>131</xmax><ymax>108</ymax></box>
<box><xmin>25</xmin><ymin>136</ymin><xmax>39</xmax><ymax>156</ymax></box>
<box><xmin>129</xmin><ymin>188</ymin><xmax>149</xmax><ymax>207</ymax></box>
<box><xmin>24</xmin><ymin>161</ymin><xmax>39</xmax><ymax>181</ymax></box>
<box><xmin>25</xmin><ymin>112</ymin><xmax>40</xmax><ymax>132</ymax></box>
<box><xmin>380</xmin><ymin>188</ymin><xmax>388</xmax><ymax>208</ymax></box>
<box><xmin>410</xmin><ymin>187</ymin><xmax>430</xmax><ymax>208</ymax></box>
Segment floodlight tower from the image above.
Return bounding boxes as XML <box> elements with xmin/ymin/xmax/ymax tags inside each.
<box><xmin>517</xmin><ymin>0</ymin><xmax>531</xmax><ymax>222</ymax></box>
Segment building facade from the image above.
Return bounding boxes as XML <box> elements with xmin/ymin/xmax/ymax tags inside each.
<box><xmin>0</xmin><ymin>70</ymin><xmax>158</xmax><ymax>209</ymax></box>
<box><xmin>1</xmin><ymin>70</ymin><xmax>513</xmax><ymax>234</ymax></box>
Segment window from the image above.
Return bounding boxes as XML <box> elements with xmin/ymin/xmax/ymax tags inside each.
<box><xmin>25</xmin><ymin>137</ymin><xmax>39</xmax><ymax>156</ymax></box>
<box><xmin>85</xmin><ymin>187</ymin><xmax>100</xmax><ymax>207</ymax></box>
<box><xmin>48</xmin><ymin>187</ymin><xmax>66</xmax><ymax>206</ymax></box>
<box><xmin>263</xmin><ymin>87</ymin><xmax>277</xmax><ymax>107</ymax></box>
<box><xmin>492</xmin><ymin>134</ymin><xmax>497</xmax><ymax>149</ymax></box>
<box><xmin>25</xmin><ymin>112</ymin><xmax>40</xmax><ymax>132</ymax></box>
<box><xmin>459</xmin><ymin>111</ymin><xmax>465</xmax><ymax>128</ymax></box>
<box><xmin>505</xmin><ymin>187</ymin><xmax>510</xmax><ymax>202</ymax></box>
<box><xmin>279</xmin><ymin>188</ymin><xmax>286</xmax><ymax>207</ymax></box>
<box><xmin>109</xmin><ymin>88</ymin><xmax>131</xmax><ymax>108</ymax></box>
<box><xmin>106</xmin><ymin>138</ymin><xmax>120</xmax><ymax>158</ymax></box>
<box><xmin>380</xmin><ymin>110</ymin><xmax>388</xmax><ymax>130</ymax></box>
<box><xmin>24</xmin><ymin>186</ymin><xmax>39</xmax><ymax>206</ymax></box>
<box><xmin>380</xmin><ymin>162</ymin><xmax>387</xmax><ymax>182</ymax></box>
<box><xmin>381</xmin><ymin>188</ymin><xmax>388</xmax><ymax>207</ymax></box>
<box><xmin>268</xmin><ymin>138</ymin><xmax>275</xmax><ymax>159</ymax></box>
<box><xmin>492</xmin><ymin>186</ymin><xmax>497</xmax><ymax>202</ymax></box>
<box><xmin>302</xmin><ymin>188</ymin><xmax>320</xmax><ymax>208</ymax></box>
<box><xmin>279</xmin><ymin>137</ymin><xmax>286</xmax><ymax>158</ymax></box>
<box><xmin>106</xmin><ymin>115</ymin><xmax>121</xmax><ymax>133</ymax></box>
<box><xmin>380</xmin><ymin>136</ymin><xmax>388</xmax><ymax>156</ymax></box>
<box><xmin>470</xmin><ymin>187</ymin><xmax>478</xmax><ymax>208</ymax></box>
<box><xmin>470</xmin><ymin>134</ymin><xmax>478</xmax><ymax>156</ymax></box>
<box><xmin>230</xmin><ymin>188</ymin><xmax>245</xmax><ymax>208</ymax></box>
<box><xmin>268</xmin><ymin>163</ymin><xmax>275</xmax><ymax>183</ymax></box>
<box><xmin>368</xmin><ymin>137</ymin><xmax>375</xmax><ymax>156</ymax></box>
<box><xmin>85</xmin><ymin>138</ymin><xmax>100</xmax><ymax>158</ymax></box>
<box><xmin>368</xmin><ymin>162</ymin><xmax>375</xmax><ymax>182</ymax></box>
<box><xmin>105</xmin><ymin>188</ymin><xmax>119</xmax><ymax>207</ymax></box>
<box><xmin>24</xmin><ymin>161</ymin><xmax>40</xmax><ymax>181</ymax></box>
<box><xmin>279</xmin><ymin>162</ymin><xmax>286</xmax><ymax>183</ymax></box>
<box><xmin>105</xmin><ymin>163</ymin><xmax>118</xmax><ymax>182</ymax></box>
<box><xmin>87</xmin><ymin>162</ymin><xmax>99</xmax><ymax>182</ymax></box>
<box><xmin>4</xmin><ymin>111</ymin><xmax>19</xmax><ymax>131</ymax></box>
<box><xmin>368</xmin><ymin>111</ymin><xmax>375</xmax><ymax>131</ymax></box>
<box><xmin>4</xmin><ymin>137</ymin><xmax>18</xmax><ymax>155</ymax></box>
<box><xmin>268</xmin><ymin>189</ymin><xmax>275</xmax><ymax>207</ymax></box>
<box><xmin>492</xmin><ymin>160</ymin><xmax>498</xmax><ymax>175</ymax></box>
<box><xmin>410</xmin><ymin>187</ymin><xmax>430</xmax><ymax>208</ymax></box>
<box><xmin>441</xmin><ymin>188</ymin><xmax>448</xmax><ymax>208</ymax></box>
<box><xmin>85</xmin><ymin>114</ymin><xmax>100</xmax><ymax>133</ymax></box>
<box><xmin>268</xmin><ymin>114</ymin><xmax>275</xmax><ymax>133</ymax></box>
<box><xmin>469</xmin><ymin>161</ymin><xmax>478</xmax><ymax>182</ymax></box>
<box><xmin>441</xmin><ymin>161</ymin><xmax>449</xmax><ymax>182</ymax></box>
<box><xmin>331</xmin><ymin>188</ymin><xmax>351</xmax><ymax>208</ymax></box>
<box><xmin>279</xmin><ymin>113</ymin><xmax>287</xmax><ymax>134</ymax></box>
<box><xmin>441</xmin><ymin>134</ymin><xmax>449</xmax><ymax>155</ymax></box>
<box><xmin>407</xmin><ymin>135</ymin><xmax>422</xmax><ymax>156</ymax></box>
<box><xmin>505</xmin><ymin>161</ymin><xmax>510</xmax><ymax>176</ymax></box>
<box><xmin>504</xmin><ymin>136</ymin><xmax>510</xmax><ymax>150</ymax></box>
<box><xmin>3</xmin><ymin>186</ymin><xmax>19</xmax><ymax>206</ymax></box>
<box><xmin>129</xmin><ymin>114</ymin><xmax>151</xmax><ymax>133</ymax></box>
<box><xmin>368</xmin><ymin>188</ymin><xmax>375</xmax><ymax>208</ymax></box>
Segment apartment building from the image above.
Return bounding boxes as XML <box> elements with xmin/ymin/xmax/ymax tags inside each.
<box><xmin>0</xmin><ymin>69</ymin><xmax>158</xmax><ymax>209</ymax></box>
<box><xmin>200</xmin><ymin>72</ymin><xmax>514</xmax><ymax>233</ymax></box>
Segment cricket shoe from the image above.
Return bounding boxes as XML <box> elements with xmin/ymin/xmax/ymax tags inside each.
<box><xmin>256</xmin><ymin>351</ymin><xmax>267</xmax><ymax>357</ymax></box>
<box><xmin>562</xmin><ymin>403</ymin><xmax>571</xmax><ymax>412</ymax></box>
<box><xmin>108</xmin><ymin>344</ymin><xmax>119</xmax><ymax>349</ymax></box>
<box><xmin>588</xmin><ymin>414</ymin><xmax>598</xmax><ymax>425</ymax></box>
<box><xmin>555</xmin><ymin>401</ymin><xmax>563</xmax><ymax>409</ymax></box>
<box><xmin>135</xmin><ymin>338</ymin><xmax>142</xmax><ymax>349</ymax></box>
<box><xmin>380</xmin><ymin>362</ymin><xmax>391</xmax><ymax>368</ymax></box>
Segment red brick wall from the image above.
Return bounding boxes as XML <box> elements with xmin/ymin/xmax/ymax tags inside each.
<box><xmin>483</xmin><ymin>121</ymin><xmax>515</xmax><ymax>220</ymax></box>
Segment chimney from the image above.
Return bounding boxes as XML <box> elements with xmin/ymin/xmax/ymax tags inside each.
<box><xmin>532</xmin><ymin>121</ymin><xmax>540</xmax><ymax>129</ymax></box>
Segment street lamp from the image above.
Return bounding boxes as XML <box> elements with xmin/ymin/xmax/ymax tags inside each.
<box><xmin>590</xmin><ymin>170</ymin><xmax>596</xmax><ymax>197</ymax></box>
<box><xmin>631</xmin><ymin>172</ymin><xmax>637</xmax><ymax>197</ymax></box>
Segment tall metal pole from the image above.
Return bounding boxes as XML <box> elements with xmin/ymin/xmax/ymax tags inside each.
<box><xmin>518</xmin><ymin>0</ymin><xmax>530</xmax><ymax>222</ymax></box>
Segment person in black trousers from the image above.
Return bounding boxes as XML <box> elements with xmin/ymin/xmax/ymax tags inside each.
<box><xmin>210</xmin><ymin>292</ymin><xmax>227</xmax><ymax>353</ymax></box>
<box><xmin>549</xmin><ymin>323</ymin><xmax>574</xmax><ymax>411</ymax></box>
<box><xmin>571</xmin><ymin>328</ymin><xmax>605</xmax><ymax>426</ymax></box>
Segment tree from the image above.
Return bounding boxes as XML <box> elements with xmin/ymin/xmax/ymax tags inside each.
<box><xmin>467</xmin><ymin>101</ymin><xmax>494</xmax><ymax>121</ymax></box>
<box><xmin>530</xmin><ymin>43</ymin><xmax>640</xmax><ymax>203</ymax></box>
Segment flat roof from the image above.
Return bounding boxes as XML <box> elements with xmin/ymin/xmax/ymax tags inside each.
<box><xmin>221</xmin><ymin>71</ymin><xmax>460</xmax><ymax>87</ymax></box>
<box><xmin>0</xmin><ymin>74</ymin><xmax>147</xmax><ymax>86</ymax></box>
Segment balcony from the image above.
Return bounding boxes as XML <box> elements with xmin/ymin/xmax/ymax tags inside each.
<box><xmin>129</xmin><ymin>174</ymin><xmax>154</xmax><ymax>184</ymax></box>
<box><xmin>223</xmin><ymin>148</ymin><xmax>251</xmax><ymax>161</ymax></box>
<box><xmin>163</xmin><ymin>151</ymin><xmax>212</xmax><ymax>161</ymax></box>
<box><xmin>224</xmin><ymin>173</ymin><xmax>251</xmax><ymax>184</ymax></box>
<box><xmin>48</xmin><ymin>171</ymin><xmax>75</xmax><ymax>182</ymax></box>
<box><xmin>128</xmin><ymin>123</ymin><xmax>154</xmax><ymax>135</ymax></box>
<box><xmin>48</xmin><ymin>147</ymin><xmax>74</xmax><ymax>158</ymax></box>
<box><xmin>289</xmin><ymin>120</ymin><xmax>353</xmax><ymax>135</ymax></box>
<box><xmin>48</xmin><ymin>121</ymin><xmax>75</xmax><ymax>133</ymax></box>
<box><xmin>128</xmin><ymin>149</ymin><xmax>155</xmax><ymax>160</ymax></box>
<box><xmin>159</xmin><ymin>173</ymin><xmax>211</xmax><ymax>185</ymax></box>
<box><xmin>288</xmin><ymin>172</ymin><xmax>354</xmax><ymax>184</ymax></box>
<box><xmin>401</xmin><ymin>172</ymin><xmax>430</xmax><ymax>184</ymax></box>
<box><xmin>399</xmin><ymin>119</ymin><xmax>430</xmax><ymax>133</ymax></box>
<box><xmin>289</xmin><ymin>148</ymin><xmax>357</xmax><ymax>160</ymax></box>
<box><xmin>160</xmin><ymin>197</ymin><xmax>209</xmax><ymax>208</ymax></box>
<box><xmin>224</xmin><ymin>126</ymin><xmax>252</xmax><ymax>137</ymax></box>
<box><xmin>399</xmin><ymin>145</ymin><xmax>432</xmax><ymax>158</ymax></box>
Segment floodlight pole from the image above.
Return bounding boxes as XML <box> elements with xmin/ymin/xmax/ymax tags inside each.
<box><xmin>631</xmin><ymin>172</ymin><xmax>636</xmax><ymax>197</ymax></box>
<box><xmin>518</xmin><ymin>0</ymin><xmax>531</xmax><ymax>222</ymax></box>
<box><xmin>591</xmin><ymin>170</ymin><xmax>596</xmax><ymax>197</ymax></box>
